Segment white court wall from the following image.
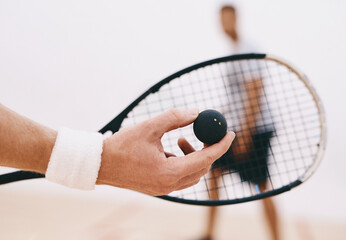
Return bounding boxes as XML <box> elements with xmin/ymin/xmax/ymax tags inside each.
<box><xmin>0</xmin><ymin>0</ymin><xmax>345</xmax><ymax>221</ymax></box>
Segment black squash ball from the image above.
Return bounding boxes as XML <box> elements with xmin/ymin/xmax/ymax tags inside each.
<box><xmin>193</xmin><ymin>109</ymin><xmax>227</xmax><ymax>145</ymax></box>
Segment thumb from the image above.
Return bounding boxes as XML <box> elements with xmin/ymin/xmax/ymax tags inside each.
<box><xmin>149</xmin><ymin>108</ymin><xmax>199</xmax><ymax>137</ymax></box>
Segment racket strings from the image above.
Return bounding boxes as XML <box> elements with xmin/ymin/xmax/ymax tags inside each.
<box><xmin>272</xmin><ymin>65</ymin><xmax>319</xmax><ymax>173</ymax></box>
<box><xmin>122</xmin><ymin>58</ymin><xmax>321</xmax><ymax>201</ymax></box>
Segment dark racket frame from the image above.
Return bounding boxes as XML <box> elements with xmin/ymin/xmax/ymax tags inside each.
<box><xmin>0</xmin><ymin>53</ymin><xmax>326</xmax><ymax>206</ymax></box>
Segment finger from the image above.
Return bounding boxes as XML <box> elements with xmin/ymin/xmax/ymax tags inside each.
<box><xmin>175</xmin><ymin>178</ymin><xmax>201</xmax><ymax>191</ymax></box>
<box><xmin>175</xmin><ymin>167</ymin><xmax>209</xmax><ymax>188</ymax></box>
<box><xmin>175</xmin><ymin>132</ymin><xmax>236</xmax><ymax>176</ymax></box>
<box><xmin>149</xmin><ymin>108</ymin><xmax>199</xmax><ymax>137</ymax></box>
<box><xmin>177</xmin><ymin>137</ymin><xmax>196</xmax><ymax>155</ymax></box>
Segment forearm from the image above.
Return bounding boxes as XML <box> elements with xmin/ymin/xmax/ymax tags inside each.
<box><xmin>0</xmin><ymin>104</ymin><xmax>57</xmax><ymax>173</ymax></box>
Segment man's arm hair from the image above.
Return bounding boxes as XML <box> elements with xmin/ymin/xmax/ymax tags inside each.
<box><xmin>0</xmin><ymin>104</ymin><xmax>57</xmax><ymax>173</ymax></box>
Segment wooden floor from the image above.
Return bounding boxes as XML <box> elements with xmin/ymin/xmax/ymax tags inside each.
<box><xmin>0</xmin><ymin>183</ymin><xmax>345</xmax><ymax>240</ymax></box>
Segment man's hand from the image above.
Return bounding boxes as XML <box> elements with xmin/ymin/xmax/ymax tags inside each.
<box><xmin>97</xmin><ymin>109</ymin><xmax>235</xmax><ymax>196</ymax></box>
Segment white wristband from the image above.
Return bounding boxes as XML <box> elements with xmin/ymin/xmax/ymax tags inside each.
<box><xmin>46</xmin><ymin>127</ymin><xmax>104</xmax><ymax>190</ymax></box>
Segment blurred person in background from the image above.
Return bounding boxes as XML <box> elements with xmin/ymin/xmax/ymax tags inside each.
<box><xmin>198</xmin><ymin>5</ymin><xmax>280</xmax><ymax>240</ymax></box>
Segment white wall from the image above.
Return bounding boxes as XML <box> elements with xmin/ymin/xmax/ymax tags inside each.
<box><xmin>0</xmin><ymin>0</ymin><xmax>345</xmax><ymax>221</ymax></box>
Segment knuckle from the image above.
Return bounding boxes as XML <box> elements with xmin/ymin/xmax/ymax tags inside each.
<box><xmin>202</xmin><ymin>168</ymin><xmax>209</xmax><ymax>175</ymax></box>
<box><xmin>140</xmin><ymin>120</ymin><xmax>152</xmax><ymax>133</ymax></box>
<box><xmin>205</xmin><ymin>154</ymin><xmax>215</xmax><ymax>165</ymax></box>
<box><xmin>143</xmin><ymin>119</ymin><xmax>160</xmax><ymax>137</ymax></box>
<box><xmin>167</xmin><ymin>108</ymin><xmax>182</xmax><ymax>123</ymax></box>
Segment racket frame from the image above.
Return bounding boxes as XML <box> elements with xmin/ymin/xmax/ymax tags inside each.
<box><xmin>0</xmin><ymin>53</ymin><xmax>326</xmax><ymax>206</ymax></box>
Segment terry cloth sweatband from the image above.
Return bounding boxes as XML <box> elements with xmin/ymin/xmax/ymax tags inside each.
<box><xmin>45</xmin><ymin>127</ymin><xmax>104</xmax><ymax>190</ymax></box>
